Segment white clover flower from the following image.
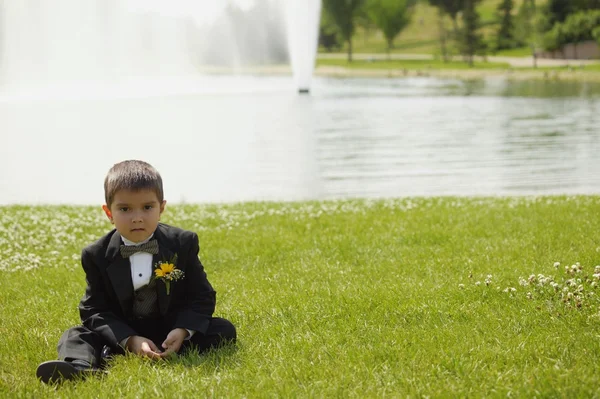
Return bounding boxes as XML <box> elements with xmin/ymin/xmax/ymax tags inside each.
<box><xmin>554</xmin><ymin>262</ymin><xmax>560</xmax><ymax>269</ymax></box>
<box><xmin>526</xmin><ymin>292</ymin><xmax>533</xmax><ymax>299</ymax></box>
<box><xmin>536</xmin><ymin>274</ymin><xmax>548</xmax><ymax>286</ymax></box>
<box><xmin>519</xmin><ymin>277</ymin><xmax>528</xmax><ymax>286</ymax></box>
<box><xmin>571</xmin><ymin>265</ymin><xmax>579</xmax><ymax>273</ymax></box>
<box><xmin>458</xmin><ymin>284</ymin><xmax>465</xmax><ymax>289</ymax></box>
<box><xmin>475</xmin><ymin>281</ymin><xmax>481</xmax><ymax>286</ymax></box>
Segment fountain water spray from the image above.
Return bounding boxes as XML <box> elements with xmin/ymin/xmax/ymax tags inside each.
<box><xmin>285</xmin><ymin>0</ymin><xmax>322</xmax><ymax>94</ymax></box>
<box><xmin>0</xmin><ymin>0</ymin><xmax>322</xmax><ymax>95</ymax></box>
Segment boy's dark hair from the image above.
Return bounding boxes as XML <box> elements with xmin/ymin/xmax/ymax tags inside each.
<box><xmin>104</xmin><ymin>160</ymin><xmax>164</xmax><ymax>207</ymax></box>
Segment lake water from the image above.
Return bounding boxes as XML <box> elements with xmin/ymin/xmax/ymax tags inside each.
<box><xmin>1</xmin><ymin>75</ymin><xmax>599</xmax><ymax>205</ymax></box>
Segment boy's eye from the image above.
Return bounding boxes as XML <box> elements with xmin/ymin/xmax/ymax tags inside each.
<box><xmin>119</xmin><ymin>207</ymin><xmax>129</xmax><ymax>212</ymax></box>
<box><xmin>144</xmin><ymin>205</ymin><xmax>153</xmax><ymax>210</ymax></box>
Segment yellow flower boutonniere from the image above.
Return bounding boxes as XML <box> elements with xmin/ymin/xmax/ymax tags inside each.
<box><xmin>153</xmin><ymin>254</ymin><xmax>184</xmax><ymax>295</ymax></box>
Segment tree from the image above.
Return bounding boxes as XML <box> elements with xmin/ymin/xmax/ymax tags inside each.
<box><xmin>355</xmin><ymin>6</ymin><xmax>376</xmax><ymax>47</ymax></box>
<box><xmin>563</xmin><ymin>12</ymin><xmax>590</xmax><ymax>58</ymax></box>
<box><xmin>584</xmin><ymin>0</ymin><xmax>600</xmax><ymax>8</ymax></box>
<box><xmin>319</xmin><ymin>7</ymin><xmax>342</xmax><ymax>52</ymax></box>
<box><xmin>542</xmin><ymin>22</ymin><xmax>567</xmax><ymax>54</ymax></box>
<box><xmin>435</xmin><ymin>7</ymin><xmax>451</xmax><ymax>62</ymax></box>
<box><xmin>367</xmin><ymin>0</ymin><xmax>416</xmax><ymax>59</ymax></box>
<box><xmin>542</xmin><ymin>10</ymin><xmax>600</xmax><ymax>57</ymax></box>
<box><xmin>458</xmin><ymin>0</ymin><xmax>484</xmax><ymax>66</ymax></box>
<box><xmin>537</xmin><ymin>0</ymin><xmax>600</xmax><ymax>57</ymax></box>
<box><xmin>515</xmin><ymin>0</ymin><xmax>539</xmax><ymax>67</ymax></box>
<box><xmin>544</xmin><ymin>0</ymin><xmax>574</xmax><ymax>25</ymax></box>
<box><xmin>496</xmin><ymin>0</ymin><xmax>516</xmax><ymax>50</ymax></box>
<box><xmin>322</xmin><ymin>0</ymin><xmax>368</xmax><ymax>62</ymax></box>
<box><xmin>428</xmin><ymin>0</ymin><xmax>466</xmax><ymax>35</ymax></box>
<box><xmin>428</xmin><ymin>0</ymin><xmax>467</xmax><ymax>62</ymax></box>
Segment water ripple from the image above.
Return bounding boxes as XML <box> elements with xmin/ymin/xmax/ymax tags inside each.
<box><xmin>1</xmin><ymin>76</ymin><xmax>600</xmax><ymax>204</ymax></box>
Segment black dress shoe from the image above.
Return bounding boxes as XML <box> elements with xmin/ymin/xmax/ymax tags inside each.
<box><xmin>36</xmin><ymin>360</ymin><xmax>91</xmax><ymax>384</ymax></box>
<box><xmin>100</xmin><ymin>345</ymin><xmax>115</xmax><ymax>369</ymax></box>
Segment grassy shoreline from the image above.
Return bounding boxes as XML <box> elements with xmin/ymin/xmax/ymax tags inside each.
<box><xmin>197</xmin><ymin>61</ymin><xmax>600</xmax><ymax>84</ymax></box>
<box><xmin>2</xmin><ymin>196</ymin><xmax>600</xmax><ymax>397</ymax></box>
<box><xmin>315</xmin><ymin>58</ymin><xmax>600</xmax><ymax>83</ymax></box>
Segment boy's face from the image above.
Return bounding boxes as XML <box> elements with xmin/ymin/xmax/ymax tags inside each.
<box><xmin>102</xmin><ymin>188</ymin><xmax>166</xmax><ymax>243</ymax></box>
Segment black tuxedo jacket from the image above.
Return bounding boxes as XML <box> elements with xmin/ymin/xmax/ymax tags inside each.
<box><xmin>78</xmin><ymin>223</ymin><xmax>216</xmax><ymax>347</ymax></box>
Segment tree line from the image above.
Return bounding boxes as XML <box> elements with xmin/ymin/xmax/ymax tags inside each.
<box><xmin>321</xmin><ymin>0</ymin><xmax>600</xmax><ymax>66</ymax></box>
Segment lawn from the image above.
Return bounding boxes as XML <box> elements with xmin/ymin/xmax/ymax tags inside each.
<box><xmin>316</xmin><ymin>57</ymin><xmax>511</xmax><ymax>70</ymax></box>
<box><xmin>314</xmin><ymin>57</ymin><xmax>600</xmax><ymax>82</ymax></box>
<box><xmin>2</xmin><ymin>197</ymin><xmax>600</xmax><ymax>397</ymax></box>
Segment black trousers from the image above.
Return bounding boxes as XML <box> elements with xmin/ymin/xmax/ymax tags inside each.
<box><xmin>57</xmin><ymin>317</ymin><xmax>236</xmax><ymax>367</ymax></box>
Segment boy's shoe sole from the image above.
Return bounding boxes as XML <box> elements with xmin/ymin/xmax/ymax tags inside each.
<box><xmin>36</xmin><ymin>361</ymin><xmax>83</xmax><ymax>384</ymax></box>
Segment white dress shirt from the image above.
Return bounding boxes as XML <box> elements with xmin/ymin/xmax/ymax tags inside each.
<box><xmin>121</xmin><ymin>235</ymin><xmax>154</xmax><ymax>291</ymax></box>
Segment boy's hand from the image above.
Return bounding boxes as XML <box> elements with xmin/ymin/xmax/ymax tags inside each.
<box><xmin>160</xmin><ymin>328</ymin><xmax>189</xmax><ymax>357</ymax></box>
<box><xmin>126</xmin><ymin>336</ymin><xmax>163</xmax><ymax>359</ymax></box>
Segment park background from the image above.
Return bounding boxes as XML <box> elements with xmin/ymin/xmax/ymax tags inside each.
<box><xmin>1</xmin><ymin>0</ymin><xmax>600</xmax><ymax>397</ymax></box>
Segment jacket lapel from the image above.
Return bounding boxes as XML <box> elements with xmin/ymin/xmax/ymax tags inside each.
<box><xmin>154</xmin><ymin>226</ymin><xmax>175</xmax><ymax>316</ymax></box>
<box><xmin>105</xmin><ymin>231</ymin><xmax>134</xmax><ymax>318</ymax></box>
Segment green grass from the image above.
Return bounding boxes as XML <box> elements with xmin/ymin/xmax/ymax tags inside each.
<box><xmin>582</xmin><ymin>63</ymin><xmax>600</xmax><ymax>72</ymax></box>
<box><xmin>317</xmin><ymin>57</ymin><xmax>511</xmax><ymax>70</ymax></box>
<box><xmin>493</xmin><ymin>47</ymin><xmax>533</xmax><ymax>57</ymax></box>
<box><xmin>316</xmin><ymin>57</ymin><xmax>600</xmax><ymax>79</ymax></box>
<box><xmin>2</xmin><ymin>197</ymin><xmax>600</xmax><ymax>397</ymax></box>
<box><xmin>511</xmin><ymin>63</ymin><xmax>600</xmax><ymax>73</ymax></box>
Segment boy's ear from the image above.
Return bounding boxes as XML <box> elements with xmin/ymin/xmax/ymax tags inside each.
<box><xmin>159</xmin><ymin>200</ymin><xmax>166</xmax><ymax>218</ymax></box>
<box><xmin>102</xmin><ymin>204</ymin><xmax>114</xmax><ymax>224</ymax></box>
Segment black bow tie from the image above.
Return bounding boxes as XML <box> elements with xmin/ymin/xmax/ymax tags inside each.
<box><xmin>120</xmin><ymin>239</ymin><xmax>159</xmax><ymax>258</ymax></box>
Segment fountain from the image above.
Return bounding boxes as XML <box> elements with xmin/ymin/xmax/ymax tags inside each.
<box><xmin>285</xmin><ymin>0</ymin><xmax>322</xmax><ymax>94</ymax></box>
<box><xmin>0</xmin><ymin>0</ymin><xmax>322</xmax><ymax>94</ymax></box>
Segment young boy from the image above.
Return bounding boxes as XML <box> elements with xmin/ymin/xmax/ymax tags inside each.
<box><xmin>37</xmin><ymin>160</ymin><xmax>236</xmax><ymax>383</ymax></box>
